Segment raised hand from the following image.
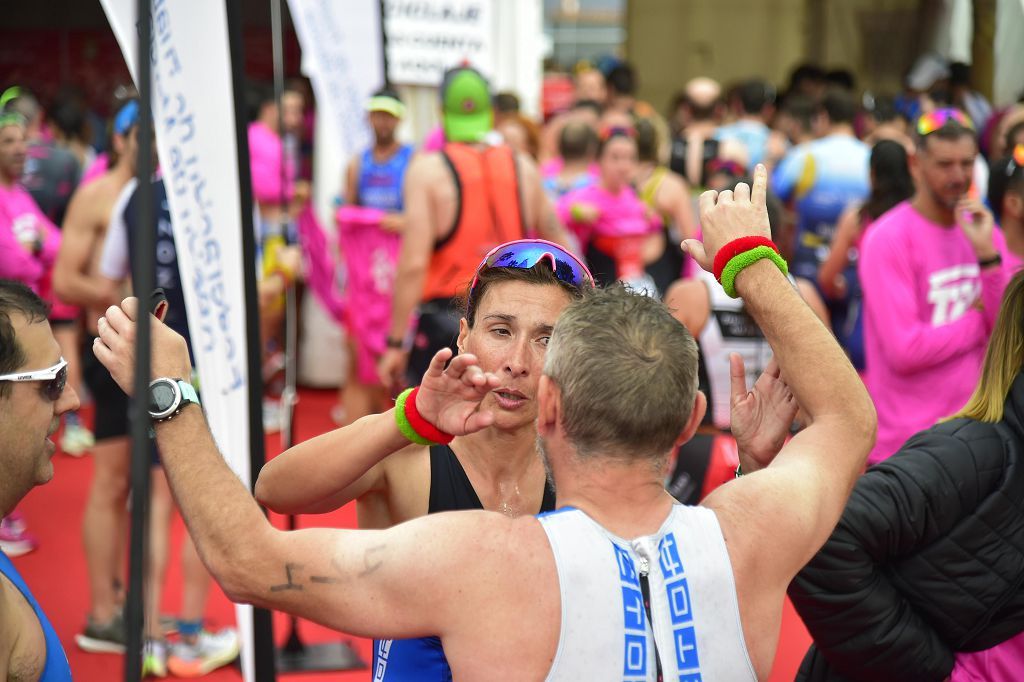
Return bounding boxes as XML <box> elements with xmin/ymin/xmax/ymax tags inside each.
<box><xmin>378</xmin><ymin>348</ymin><xmax>410</xmax><ymax>395</ymax></box>
<box><xmin>414</xmin><ymin>348</ymin><xmax>499</xmax><ymax>437</ymax></box>
<box><xmin>730</xmin><ymin>354</ymin><xmax>798</xmax><ymax>473</ymax></box>
<box><xmin>955</xmin><ymin>197</ymin><xmax>997</xmax><ymax>261</ymax></box>
<box><xmin>683</xmin><ymin>163</ymin><xmax>772</xmax><ymax>273</ymax></box>
<box><xmin>92</xmin><ymin>297</ymin><xmax>193</xmax><ymax>396</ymax></box>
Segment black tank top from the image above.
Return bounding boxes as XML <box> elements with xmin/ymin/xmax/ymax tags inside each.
<box><xmin>427</xmin><ymin>444</ymin><xmax>557</xmax><ymax>514</ymax></box>
<box><xmin>668</xmin><ymin>135</ymin><xmax>720</xmax><ymax>187</ymax></box>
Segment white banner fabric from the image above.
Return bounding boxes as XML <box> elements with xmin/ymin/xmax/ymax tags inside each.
<box><xmin>286</xmin><ymin>0</ymin><xmax>383</xmax><ymax>225</ymax></box>
<box><xmin>383</xmin><ymin>0</ymin><xmax>494</xmax><ymax>86</ymax></box>
<box><xmin>99</xmin><ymin>1</ymin><xmax>257</xmax><ymax>680</ymax></box>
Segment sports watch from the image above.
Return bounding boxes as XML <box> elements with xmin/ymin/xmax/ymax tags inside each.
<box><xmin>148</xmin><ymin>378</ymin><xmax>200</xmax><ymax>421</ymax></box>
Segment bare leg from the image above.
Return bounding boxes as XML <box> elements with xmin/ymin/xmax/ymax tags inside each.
<box><xmin>146</xmin><ymin>469</ymin><xmax>173</xmax><ymax>640</ymax></box>
<box><xmin>82</xmin><ymin>437</ymin><xmax>131</xmax><ymax>623</ymax></box>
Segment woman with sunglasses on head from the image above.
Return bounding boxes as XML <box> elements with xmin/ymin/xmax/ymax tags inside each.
<box><xmin>556</xmin><ymin>125</ymin><xmax>664</xmax><ymax>296</ymax></box>
<box><xmin>256</xmin><ymin>240</ymin><xmax>591</xmax><ymax>680</ymax></box>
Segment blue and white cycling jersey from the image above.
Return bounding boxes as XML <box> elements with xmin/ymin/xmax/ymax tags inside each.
<box><xmin>772</xmin><ymin>134</ymin><xmax>870</xmax><ymax>282</ymax></box>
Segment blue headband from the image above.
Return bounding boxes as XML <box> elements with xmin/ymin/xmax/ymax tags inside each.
<box><xmin>113</xmin><ymin>100</ymin><xmax>140</xmax><ymax>136</ymax></box>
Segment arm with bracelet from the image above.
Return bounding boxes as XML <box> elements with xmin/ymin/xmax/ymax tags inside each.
<box><xmin>254</xmin><ymin>347</ymin><xmax>498</xmax><ymax>516</ymax></box>
<box><xmin>685</xmin><ymin>165</ymin><xmax>877</xmax><ymax>673</ymax></box>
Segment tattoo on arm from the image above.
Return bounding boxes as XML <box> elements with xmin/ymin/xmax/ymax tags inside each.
<box><xmin>359</xmin><ymin>544</ymin><xmax>386</xmax><ymax>577</ymax></box>
<box><xmin>310</xmin><ymin>575</ymin><xmax>342</xmax><ymax>585</ymax></box>
<box><xmin>270</xmin><ymin>563</ymin><xmax>305</xmax><ymax>592</ymax></box>
<box><xmin>270</xmin><ymin>545</ymin><xmax>387</xmax><ymax>593</ymax></box>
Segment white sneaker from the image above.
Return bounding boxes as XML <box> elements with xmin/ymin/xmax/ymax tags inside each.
<box><xmin>168</xmin><ymin>628</ymin><xmax>240</xmax><ymax>677</ymax></box>
<box><xmin>60</xmin><ymin>423</ymin><xmax>95</xmax><ymax>456</ymax></box>
<box><xmin>142</xmin><ymin>638</ymin><xmax>168</xmax><ymax>678</ymax></box>
<box><xmin>262</xmin><ymin>398</ymin><xmax>282</xmax><ymax>434</ymax></box>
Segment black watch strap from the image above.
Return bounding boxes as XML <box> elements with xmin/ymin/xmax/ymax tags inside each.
<box><xmin>979</xmin><ymin>253</ymin><xmax>1002</xmax><ymax>268</ymax></box>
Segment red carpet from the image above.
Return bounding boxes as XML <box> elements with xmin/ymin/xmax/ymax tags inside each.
<box><xmin>11</xmin><ymin>387</ymin><xmax>810</xmax><ymax>681</ymax></box>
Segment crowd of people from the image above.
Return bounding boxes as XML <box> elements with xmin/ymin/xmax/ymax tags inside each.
<box><xmin>1</xmin><ymin>45</ymin><xmax>1024</xmax><ymax>681</ymax></box>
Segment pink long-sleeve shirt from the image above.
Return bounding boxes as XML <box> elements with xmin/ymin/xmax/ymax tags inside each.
<box><xmin>860</xmin><ymin>200</ymin><xmax>1010</xmax><ymax>463</ymax></box>
<box><xmin>0</xmin><ymin>182</ymin><xmax>60</xmax><ymax>292</ymax></box>
<box><xmin>248</xmin><ymin>121</ymin><xmax>296</xmax><ymax>205</ymax></box>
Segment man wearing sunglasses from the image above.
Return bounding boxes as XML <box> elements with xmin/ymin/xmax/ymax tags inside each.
<box><xmin>95</xmin><ymin>165</ymin><xmax>876</xmax><ymax>680</ymax></box>
<box><xmin>859</xmin><ymin>108</ymin><xmax>1012</xmax><ymax>464</ymax></box>
<box><xmin>0</xmin><ymin>279</ymin><xmax>76</xmax><ymax>681</ymax></box>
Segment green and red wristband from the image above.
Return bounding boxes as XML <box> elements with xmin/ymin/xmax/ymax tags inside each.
<box><xmin>713</xmin><ymin>236</ymin><xmax>788</xmax><ymax>298</ymax></box>
<box><xmin>394</xmin><ymin>387</ymin><xmax>455</xmax><ymax>446</ymax></box>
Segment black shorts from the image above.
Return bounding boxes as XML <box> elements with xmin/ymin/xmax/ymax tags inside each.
<box><xmin>407</xmin><ymin>298</ymin><xmax>461</xmax><ymax>386</ymax></box>
<box><xmin>82</xmin><ymin>339</ymin><xmax>130</xmax><ymax>442</ymax></box>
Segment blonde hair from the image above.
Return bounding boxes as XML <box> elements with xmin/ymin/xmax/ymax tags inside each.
<box><xmin>947</xmin><ymin>271</ymin><xmax>1024</xmax><ymax>423</ymax></box>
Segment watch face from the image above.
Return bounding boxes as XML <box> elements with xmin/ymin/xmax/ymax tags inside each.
<box><xmin>149</xmin><ymin>380</ymin><xmax>179</xmax><ymax>417</ymax></box>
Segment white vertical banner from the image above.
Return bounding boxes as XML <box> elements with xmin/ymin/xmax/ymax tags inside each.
<box><xmin>490</xmin><ymin>0</ymin><xmax>543</xmax><ymax>117</ymax></box>
<box><xmin>286</xmin><ymin>0</ymin><xmax>384</xmax><ymax>226</ymax></box>
<box><xmin>994</xmin><ymin>0</ymin><xmax>1024</xmax><ymax>106</ymax></box>
<box><xmin>931</xmin><ymin>0</ymin><xmax>973</xmax><ymax>64</ymax></box>
<box><xmin>99</xmin><ymin>1</ymin><xmax>257</xmax><ymax>681</ymax></box>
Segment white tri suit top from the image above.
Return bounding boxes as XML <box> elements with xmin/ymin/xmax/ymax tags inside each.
<box><xmin>538</xmin><ymin>504</ymin><xmax>756</xmax><ymax>681</ymax></box>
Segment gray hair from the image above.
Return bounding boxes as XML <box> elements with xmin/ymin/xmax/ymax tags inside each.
<box><xmin>544</xmin><ymin>285</ymin><xmax>699</xmax><ymax>463</ymax></box>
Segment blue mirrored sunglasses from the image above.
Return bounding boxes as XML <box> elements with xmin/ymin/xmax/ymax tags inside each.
<box><xmin>466</xmin><ymin>239</ymin><xmax>595</xmax><ymax>318</ymax></box>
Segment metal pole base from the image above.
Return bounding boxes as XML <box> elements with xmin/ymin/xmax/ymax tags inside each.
<box><xmin>276</xmin><ymin>641</ymin><xmax>366</xmax><ymax>673</ymax></box>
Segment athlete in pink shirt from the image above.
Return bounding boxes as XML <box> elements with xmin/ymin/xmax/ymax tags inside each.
<box><xmin>860</xmin><ymin>110</ymin><xmax>1011</xmax><ymax>463</ymax></box>
<box><xmin>557</xmin><ymin>127</ymin><xmax>661</xmax><ymax>289</ymax></box>
<box><xmin>0</xmin><ymin>117</ymin><xmax>60</xmax><ymax>293</ymax></box>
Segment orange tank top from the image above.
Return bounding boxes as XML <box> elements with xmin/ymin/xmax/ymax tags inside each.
<box><xmin>421</xmin><ymin>143</ymin><xmax>526</xmax><ymax>301</ymax></box>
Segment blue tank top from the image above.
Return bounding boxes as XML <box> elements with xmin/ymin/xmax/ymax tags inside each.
<box><xmin>772</xmin><ymin>135</ymin><xmax>870</xmax><ymax>282</ymax></box>
<box><xmin>357</xmin><ymin>144</ymin><xmax>414</xmax><ymax>213</ymax></box>
<box><xmin>0</xmin><ymin>551</ymin><xmax>72</xmax><ymax>681</ymax></box>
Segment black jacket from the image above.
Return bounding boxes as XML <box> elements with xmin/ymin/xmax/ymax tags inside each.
<box><xmin>789</xmin><ymin>371</ymin><xmax>1024</xmax><ymax>682</ymax></box>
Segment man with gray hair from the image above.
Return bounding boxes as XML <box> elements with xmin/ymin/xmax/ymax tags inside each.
<box><xmin>93</xmin><ymin>165</ymin><xmax>875</xmax><ymax>680</ymax></box>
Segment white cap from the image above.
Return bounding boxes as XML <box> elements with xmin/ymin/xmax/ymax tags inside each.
<box><xmin>907</xmin><ymin>52</ymin><xmax>951</xmax><ymax>91</ymax></box>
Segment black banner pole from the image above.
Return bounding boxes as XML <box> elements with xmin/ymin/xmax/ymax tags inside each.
<box><xmin>124</xmin><ymin>0</ymin><xmax>155</xmax><ymax>679</ymax></box>
<box><xmin>379</xmin><ymin>0</ymin><xmax>391</xmax><ymax>87</ymax></box>
<box><xmin>225</xmin><ymin>1</ymin><xmax>278</xmax><ymax>680</ymax></box>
